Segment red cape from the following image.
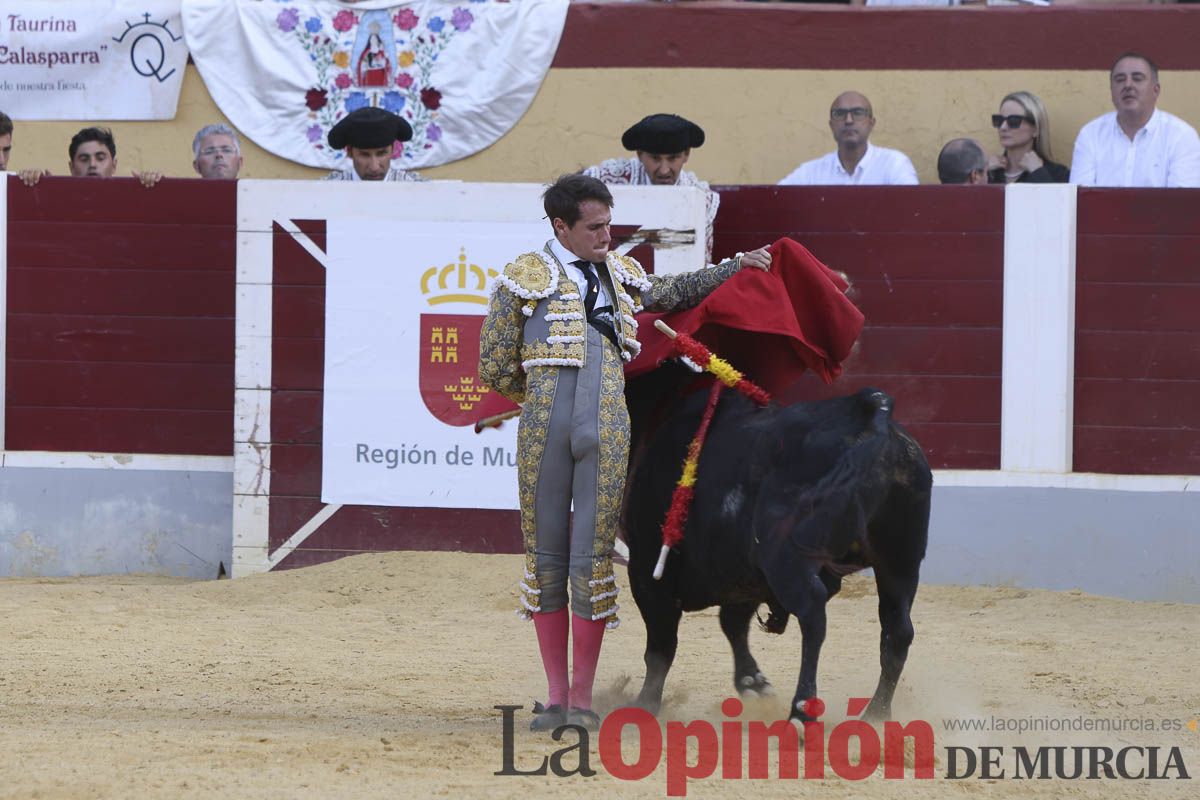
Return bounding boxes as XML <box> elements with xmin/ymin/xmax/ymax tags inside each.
<box><xmin>474</xmin><ymin>237</ymin><xmax>863</xmax><ymax>428</ymax></box>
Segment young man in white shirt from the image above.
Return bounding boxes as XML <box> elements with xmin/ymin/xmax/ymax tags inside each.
<box><xmin>779</xmin><ymin>91</ymin><xmax>919</xmax><ymax>186</ymax></box>
<box><xmin>1070</xmin><ymin>52</ymin><xmax>1200</xmax><ymax>188</ymax></box>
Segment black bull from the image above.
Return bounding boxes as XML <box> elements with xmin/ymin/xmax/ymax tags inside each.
<box><xmin>622</xmin><ymin>370</ymin><xmax>932</xmax><ymax>721</ymax></box>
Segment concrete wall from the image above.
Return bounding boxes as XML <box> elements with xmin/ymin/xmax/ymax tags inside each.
<box><xmin>927</xmin><ymin>481</ymin><xmax>1199</xmax><ymax>603</ymax></box>
<box><xmin>0</xmin><ymin>465</ymin><xmax>231</xmax><ymax>579</ymax></box>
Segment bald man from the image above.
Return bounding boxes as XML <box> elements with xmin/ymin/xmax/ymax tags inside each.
<box><xmin>779</xmin><ymin>91</ymin><xmax>918</xmax><ymax>186</ymax></box>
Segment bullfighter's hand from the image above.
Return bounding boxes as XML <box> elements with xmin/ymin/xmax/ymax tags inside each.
<box><xmin>739</xmin><ymin>247</ymin><xmax>772</xmax><ymax>272</ymax></box>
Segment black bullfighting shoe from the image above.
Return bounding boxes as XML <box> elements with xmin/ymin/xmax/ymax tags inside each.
<box><xmin>529</xmin><ymin>702</ymin><xmax>567</xmax><ymax>732</ymax></box>
<box><xmin>567</xmin><ymin>707</ymin><xmax>601</xmax><ymax>732</ymax></box>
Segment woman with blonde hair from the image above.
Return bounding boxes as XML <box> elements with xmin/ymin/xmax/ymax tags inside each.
<box><xmin>987</xmin><ymin>91</ymin><xmax>1070</xmax><ymax>184</ymax></box>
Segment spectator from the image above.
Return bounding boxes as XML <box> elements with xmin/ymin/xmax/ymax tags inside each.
<box><xmin>0</xmin><ymin>111</ymin><xmax>11</xmax><ymax>171</ymax></box>
<box><xmin>937</xmin><ymin>138</ymin><xmax>989</xmax><ymax>185</ymax></box>
<box><xmin>987</xmin><ymin>91</ymin><xmax>1069</xmax><ymax>184</ymax></box>
<box><xmin>1</xmin><ymin>113</ymin><xmax>51</xmax><ymax>186</ymax></box>
<box><xmin>192</xmin><ymin>123</ymin><xmax>243</xmax><ymax>179</ymax></box>
<box><xmin>583</xmin><ymin>113</ymin><xmax>720</xmax><ymax>263</ymax></box>
<box><xmin>16</xmin><ymin>126</ymin><xmax>159</xmax><ymax>187</ymax></box>
<box><xmin>323</xmin><ymin>107</ymin><xmax>424</xmax><ymax>182</ymax></box>
<box><xmin>1070</xmin><ymin>52</ymin><xmax>1200</xmax><ymax>187</ymax></box>
<box><xmin>69</xmin><ymin>127</ymin><xmax>120</xmax><ymax>177</ymax></box>
<box><xmin>779</xmin><ymin>91</ymin><xmax>918</xmax><ymax>186</ymax></box>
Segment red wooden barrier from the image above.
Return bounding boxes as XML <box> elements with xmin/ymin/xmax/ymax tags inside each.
<box><xmin>553</xmin><ymin>5</ymin><xmax>1200</xmax><ymax>71</ymax></box>
<box><xmin>5</xmin><ymin>176</ymin><xmax>236</xmax><ymax>455</ymax></box>
<box><xmin>1074</xmin><ymin>188</ymin><xmax>1200</xmax><ymax>475</ymax></box>
<box><xmin>713</xmin><ymin>185</ymin><xmax>1005</xmax><ymax>470</ymax></box>
<box><xmin>8</xmin><ymin>178</ymin><xmax>1197</xmax><ymax>571</ymax></box>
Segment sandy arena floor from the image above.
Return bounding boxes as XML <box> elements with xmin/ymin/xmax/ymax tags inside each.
<box><xmin>0</xmin><ymin>550</ymin><xmax>1196</xmax><ymax>799</ymax></box>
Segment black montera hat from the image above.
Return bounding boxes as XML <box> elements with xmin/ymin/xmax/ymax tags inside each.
<box><xmin>327</xmin><ymin>107</ymin><xmax>413</xmax><ymax>150</ymax></box>
<box><xmin>621</xmin><ymin>114</ymin><xmax>705</xmax><ymax>154</ymax></box>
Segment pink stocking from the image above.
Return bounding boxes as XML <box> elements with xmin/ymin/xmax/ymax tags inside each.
<box><xmin>532</xmin><ymin>608</ymin><xmax>569</xmax><ymax>708</ymax></box>
<box><xmin>569</xmin><ymin>613</ymin><xmax>606</xmax><ymax>710</ymax></box>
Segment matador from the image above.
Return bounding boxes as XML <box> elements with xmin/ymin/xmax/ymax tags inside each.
<box><xmin>478</xmin><ymin>173</ymin><xmax>771</xmax><ymax>732</ymax></box>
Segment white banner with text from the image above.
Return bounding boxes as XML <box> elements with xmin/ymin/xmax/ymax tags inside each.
<box><xmin>0</xmin><ymin>0</ymin><xmax>187</xmax><ymax>120</ymax></box>
<box><xmin>317</xmin><ymin>181</ymin><xmax>707</xmax><ymax>509</ymax></box>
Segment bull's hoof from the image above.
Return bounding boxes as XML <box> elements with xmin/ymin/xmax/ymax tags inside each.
<box><xmin>788</xmin><ymin>698</ymin><xmax>824</xmax><ymax>724</ymax></box>
<box><xmin>736</xmin><ymin>672</ymin><xmax>773</xmax><ymax>697</ymax></box>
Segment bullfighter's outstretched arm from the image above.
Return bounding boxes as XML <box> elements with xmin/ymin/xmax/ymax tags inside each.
<box><xmin>641</xmin><ymin>247</ymin><xmax>772</xmax><ymax>312</ymax></box>
<box><xmin>640</xmin><ymin>258</ymin><xmax>742</xmax><ymax>313</ymax></box>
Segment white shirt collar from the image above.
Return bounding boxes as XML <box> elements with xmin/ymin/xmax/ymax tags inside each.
<box><xmin>1113</xmin><ymin>108</ymin><xmax>1160</xmax><ymax>140</ymax></box>
<box><xmin>547</xmin><ymin>236</ymin><xmax>589</xmax><ymax>268</ymax></box>
<box><xmin>835</xmin><ymin>143</ymin><xmax>873</xmax><ymax>176</ymax></box>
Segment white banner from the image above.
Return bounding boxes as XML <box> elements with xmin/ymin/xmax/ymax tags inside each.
<box><xmin>0</xmin><ymin>1</ymin><xmax>187</xmax><ymax>120</ymax></box>
<box><xmin>321</xmin><ymin>217</ymin><xmax>538</xmax><ymax>509</ymax></box>
<box><xmin>307</xmin><ymin>181</ymin><xmax>706</xmax><ymax>510</ymax></box>
<box><xmin>183</xmin><ymin>0</ymin><xmax>568</xmax><ymax>170</ymax></box>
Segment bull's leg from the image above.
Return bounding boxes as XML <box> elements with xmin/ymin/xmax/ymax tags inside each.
<box><xmin>785</xmin><ymin>570</ymin><xmax>829</xmax><ymax>722</ymax></box>
<box><xmin>633</xmin><ymin>600</ymin><xmax>682</xmax><ymax>714</ymax></box>
<box><xmin>863</xmin><ymin>564</ymin><xmax>920</xmax><ymax>721</ymax></box>
<box><xmin>719</xmin><ymin>603</ymin><xmax>771</xmax><ymax>697</ymax></box>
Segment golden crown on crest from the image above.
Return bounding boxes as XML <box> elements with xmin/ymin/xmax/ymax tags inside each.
<box><xmin>420</xmin><ymin>248</ymin><xmax>497</xmax><ymax>307</ymax></box>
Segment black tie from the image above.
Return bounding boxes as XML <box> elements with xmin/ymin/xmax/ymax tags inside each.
<box><xmin>574</xmin><ymin>259</ymin><xmax>600</xmax><ymax>316</ymax></box>
<box><xmin>573</xmin><ymin>259</ymin><xmax>619</xmax><ymax>348</ymax></box>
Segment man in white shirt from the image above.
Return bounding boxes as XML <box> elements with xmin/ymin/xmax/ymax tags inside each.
<box><xmin>323</xmin><ymin>107</ymin><xmax>424</xmax><ymax>182</ymax></box>
<box><xmin>1070</xmin><ymin>52</ymin><xmax>1200</xmax><ymax>188</ymax></box>
<box><xmin>779</xmin><ymin>91</ymin><xmax>919</xmax><ymax>186</ymax></box>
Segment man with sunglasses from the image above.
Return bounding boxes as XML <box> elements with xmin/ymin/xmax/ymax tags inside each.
<box><xmin>779</xmin><ymin>91</ymin><xmax>918</xmax><ymax>186</ymax></box>
<box><xmin>1070</xmin><ymin>52</ymin><xmax>1200</xmax><ymax>188</ymax></box>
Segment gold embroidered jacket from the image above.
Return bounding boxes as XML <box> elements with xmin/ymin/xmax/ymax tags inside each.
<box><xmin>479</xmin><ymin>244</ymin><xmax>741</xmax><ymax>403</ymax></box>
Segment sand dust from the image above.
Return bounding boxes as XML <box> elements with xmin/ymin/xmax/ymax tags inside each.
<box><xmin>0</xmin><ymin>551</ymin><xmax>1196</xmax><ymax>798</ymax></box>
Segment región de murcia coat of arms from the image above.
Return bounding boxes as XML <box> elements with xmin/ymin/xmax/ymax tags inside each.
<box><xmin>419</xmin><ymin>248</ymin><xmax>498</xmax><ymax>426</ymax></box>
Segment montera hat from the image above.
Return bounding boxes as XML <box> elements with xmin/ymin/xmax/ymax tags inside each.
<box><xmin>327</xmin><ymin>107</ymin><xmax>413</xmax><ymax>150</ymax></box>
<box><xmin>621</xmin><ymin>114</ymin><xmax>705</xmax><ymax>154</ymax></box>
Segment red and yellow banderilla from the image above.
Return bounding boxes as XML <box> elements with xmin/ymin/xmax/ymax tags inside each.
<box><xmin>652</xmin><ymin>320</ymin><xmax>770</xmax><ymax>579</ymax></box>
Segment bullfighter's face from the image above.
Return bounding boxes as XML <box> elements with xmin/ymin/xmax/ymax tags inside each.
<box><xmin>347</xmin><ymin>145</ymin><xmax>393</xmax><ymax>181</ymax></box>
<box><xmin>554</xmin><ymin>199</ymin><xmax>612</xmax><ymax>263</ymax></box>
<box><xmin>637</xmin><ymin>149</ymin><xmax>690</xmax><ymax>185</ymax></box>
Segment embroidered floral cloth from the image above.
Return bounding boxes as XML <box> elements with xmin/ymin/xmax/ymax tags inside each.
<box><xmin>182</xmin><ymin>0</ymin><xmax>568</xmax><ymax>169</ymax></box>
